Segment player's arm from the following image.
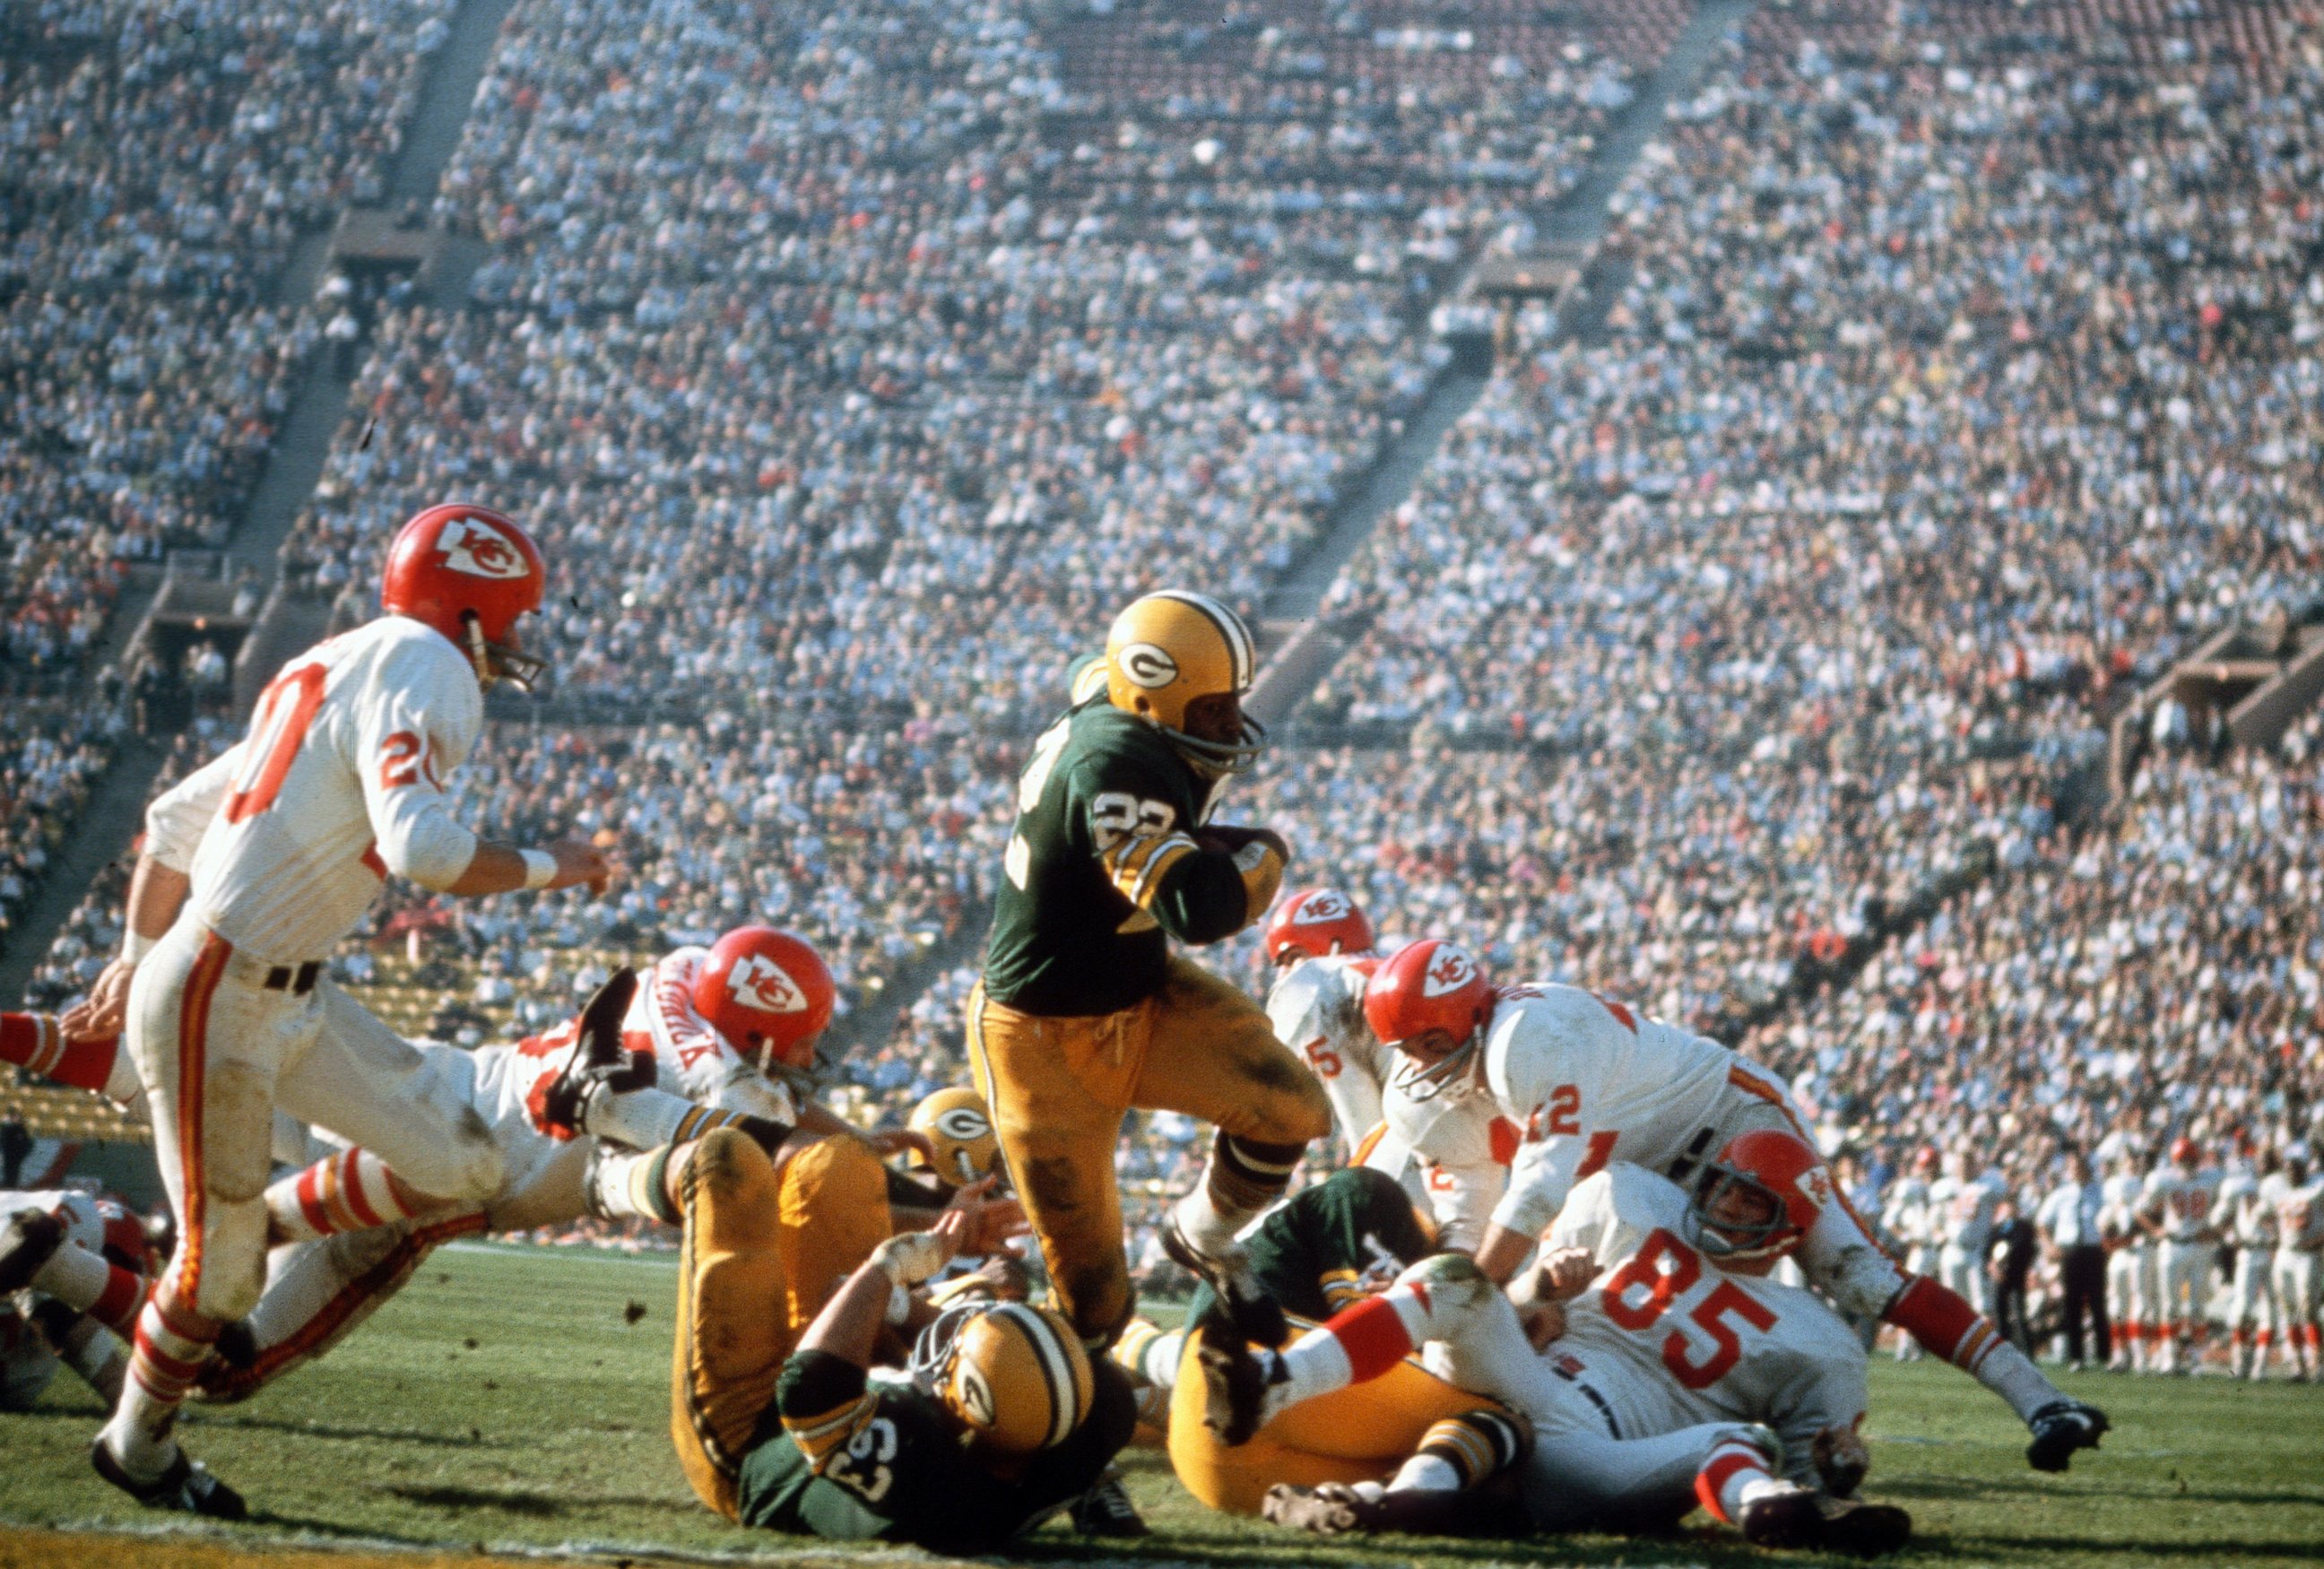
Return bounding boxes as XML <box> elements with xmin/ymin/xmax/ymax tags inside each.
<box><xmin>1268</xmin><ymin>970</ymin><xmax>1380</xmax><ymax>1141</ymax></box>
<box><xmin>1074</xmin><ymin>758</ymin><xmax>1282</xmax><ymax>943</ymax></box>
<box><xmin>356</xmin><ymin>651</ymin><xmax>609</xmax><ymax>897</ymax></box>
<box><xmin>60</xmin><ymin>744</ymin><xmax>241</xmax><ymax>1039</ymax></box>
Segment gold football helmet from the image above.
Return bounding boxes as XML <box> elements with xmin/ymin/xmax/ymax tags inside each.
<box><xmin>1104</xmin><ymin>591</ymin><xmax>1267</xmax><ymax>776</ymax></box>
<box><xmin>907</xmin><ymin>1087</ymin><xmax>1002</xmax><ymax>1186</ymax></box>
<box><xmin>912</xmin><ymin>1300</ymin><xmax>1095</xmax><ymax>1454</ymax></box>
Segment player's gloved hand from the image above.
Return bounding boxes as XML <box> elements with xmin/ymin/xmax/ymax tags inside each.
<box><xmin>1811</xmin><ymin>1420</ymin><xmax>1870</xmax><ymax>1497</ymax></box>
<box><xmin>870</xmin><ymin>1230</ymin><xmax>953</xmax><ymax>1288</ymax></box>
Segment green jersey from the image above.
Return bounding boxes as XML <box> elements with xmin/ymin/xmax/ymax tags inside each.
<box><xmin>737</xmin><ymin>1350</ymin><xmax>1132</xmax><ymax>1553</ymax></box>
<box><xmin>982</xmin><ymin>697</ymin><xmax>1253</xmax><ymax>1016</ymax></box>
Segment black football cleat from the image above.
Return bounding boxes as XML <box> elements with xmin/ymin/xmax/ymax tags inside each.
<box><xmin>91</xmin><ymin>1441</ymin><xmax>247</xmax><ymax>1520</ymax></box>
<box><xmin>1192</xmin><ymin>1304</ymin><xmax>1280</xmax><ymax>1446</ymax></box>
<box><xmin>1265</xmin><ymin>1479</ymin><xmax>1476</xmax><ymax>1538</ymax></box>
<box><xmin>2025</xmin><ymin>1398</ymin><xmax>2110</xmax><ymax>1472</ymax></box>
<box><xmin>1068</xmin><ymin>1468</ymin><xmax>1149</xmax><ymax>1536</ymax></box>
<box><xmin>0</xmin><ymin>1206</ymin><xmax>65</xmax><ymax>1294</ymax></box>
<box><xmin>536</xmin><ymin>967</ymin><xmax>648</xmax><ymax>1135</ymax></box>
<box><xmin>1162</xmin><ymin>1216</ymin><xmax>1288</xmax><ymax>1348</ymax></box>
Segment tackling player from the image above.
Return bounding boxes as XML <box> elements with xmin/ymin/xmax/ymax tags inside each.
<box><xmin>1363</xmin><ymin>941</ymin><xmax>2107</xmax><ymax>1471</ymax></box>
<box><xmin>73</xmin><ymin>505</ymin><xmax>612</xmax><ymax>1514</ymax></box>
<box><xmin>968</xmin><ymin>592</ymin><xmax>1331</xmax><ymax>1348</ymax></box>
<box><xmin>1202</xmin><ymin>1134</ymin><xmax>1912</xmax><ymax>1556</ymax></box>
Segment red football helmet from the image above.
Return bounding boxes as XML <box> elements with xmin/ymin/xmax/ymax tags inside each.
<box><xmin>694</xmin><ymin>928</ymin><xmax>836</xmax><ymax>1078</ymax></box>
<box><xmin>382</xmin><ymin>503</ymin><xmax>548</xmax><ymax>689</ymax></box>
<box><xmin>1263</xmin><ymin>889</ymin><xmax>1375</xmax><ymax>966</ymax></box>
<box><xmin>1690</xmin><ymin>1129</ymin><xmax>1826</xmax><ymax>1262</ymax></box>
<box><xmin>1366</xmin><ymin>939</ymin><xmax>1496</xmax><ymax>1101</ymax></box>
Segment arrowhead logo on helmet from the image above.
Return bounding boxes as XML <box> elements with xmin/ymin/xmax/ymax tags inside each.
<box><xmin>726</xmin><ymin>954</ymin><xmax>808</xmax><ymax>1014</ymax></box>
<box><xmin>1296</xmin><ymin>891</ymin><xmax>1351</xmax><ymax>924</ymax></box>
<box><xmin>436</xmin><ymin>515</ymin><xmax>533</xmax><ymax>580</ymax></box>
<box><xmin>1422</xmin><ymin>948</ymin><xmax>1478</xmax><ymax>997</ymax></box>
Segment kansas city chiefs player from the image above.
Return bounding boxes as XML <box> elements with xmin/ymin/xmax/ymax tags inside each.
<box><xmin>1364</xmin><ymin>941</ymin><xmax>2107</xmax><ymax>1472</ymax></box>
<box><xmin>80</xmin><ymin>504</ymin><xmax>614</xmax><ymax>1514</ymax></box>
<box><xmin>1204</xmin><ymin>1134</ymin><xmax>1912</xmax><ymax>1556</ymax></box>
<box><xmin>2138</xmin><ymin>1137</ymin><xmax>2219</xmax><ymax>1375</ymax></box>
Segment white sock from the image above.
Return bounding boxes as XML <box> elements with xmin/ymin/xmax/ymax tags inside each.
<box><xmin>1697</xmin><ymin>1435</ymin><xmax>1778</xmax><ymax>1523</ymax></box>
<box><xmin>1388</xmin><ymin>1452</ymin><xmax>1461</xmax><ymax>1494</ymax></box>
<box><xmin>1170</xmin><ymin>1186</ymin><xmax>1243</xmax><ymax>1259</ymax></box>
<box><xmin>1975</xmin><ymin>1339</ymin><xmax>2065</xmax><ymax>1422</ymax></box>
<box><xmin>579</xmin><ymin>1082</ymin><xmax>696</xmax><ymax>1149</ymax></box>
<box><xmin>32</xmin><ymin>1240</ymin><xmax>111</xmax><ymax>1311</ymax></box>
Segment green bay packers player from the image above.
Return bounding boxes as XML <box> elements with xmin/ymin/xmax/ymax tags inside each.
<box><xmin>970</xmin><ymin>592</ymin><xmax>1333</xmax><ymax>1347</ymax></box>
<box><xmin>741</xmin><ymin>1186</ymin><xmax>1136</xmax><ymax>1551</ymax></box>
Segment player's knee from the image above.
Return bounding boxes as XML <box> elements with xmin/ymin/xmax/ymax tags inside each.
<box><xmin>689</xmin><ymin>1125</ymin><xmax>780</xmax><ymax>1208</ymax></box>
<box><xmin>1396</xmin><ymin>1251</ymin><xmax>1493</xmax><ymax>1310</ymax></box>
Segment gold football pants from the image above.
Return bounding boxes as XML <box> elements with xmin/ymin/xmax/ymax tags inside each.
<box><xmin>967</xmin><ymin>955</ymin><xmax>1332</xmax><ymax>1341</ymax></box>
<box><xmin>1166</xmin><ymin>1331</ymin><xmax>1496</xmax><ymax>1514</ymax></box>
<box><xmin>670</xmin><ymin>1129</ymin><xmax>890</xmax><ymax>1520</ymax></box>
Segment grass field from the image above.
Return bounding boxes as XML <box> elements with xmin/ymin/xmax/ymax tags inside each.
<box><xmin>4</xmin><ymin>1244</ymin><xmax>2323</xmax><ymax>1568</ymax></box>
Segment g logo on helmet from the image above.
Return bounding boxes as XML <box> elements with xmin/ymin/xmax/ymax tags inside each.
<box><xmin>958</xmin><ymin>1365</ymin><xmax>995</xmax><ymax>1426</ymax></box>
<box><xmin>1296</xmin><ymin>891</ymin><xmax>1351</xmax><ymax>925</ymax></box>
<box><xmin>1422</xmin><ymin>948</ymin><xmax>1478</xmax><ymax>997</ymax></box>
<box><xmin>934</xmin><ymin>1106</ymin><xmax>991</xmax><ymax>1143</ymax></box>
<box><xmin>727</xmin><ymin>954</ymin><xmax>807</xmax><ymax>1014</ymax></box>
<box><xmin>1115</xmin><ymin>642</ymin><xmax>1180</xmax><ymax>689</ymax></box>
<box><xmin>436</xmin><ymin>515</ymin><xmax>530</xmax><ymax>581</ymax></box>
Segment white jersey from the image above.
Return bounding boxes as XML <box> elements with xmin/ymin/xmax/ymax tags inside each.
<box><xmin>1265</xmin><ymin>955</ymin><xmax>1394</xmax><ymax>1148</ymax></box>
<box><xmin>145</xmin><ymin>617</ymin><xmax>485</xmax><ymax>962</ymax></box>
<box><xmin>2276</xmin><ymin>1180</ymin><xmax>2324</xmax><ymax>1253</ymax></box>
<box><xmin>1543</xmin><ymin>1166</ymin><xmax>1868</xmax><ymax>1475</ymax></box>
<box><xmin>1926</xmin><ymin>1173</ymin><xmax>2002</xmax><ymax>1254</ymax></box>
<box><xmin>2100</xmin><ymin>1172</ymin><xmax>2148</xmax><ymax>1250</ymax></box>
<box><xmin>2216</xmin><ymin>1171</ymin><xmax>2277</xmax><ymax>1250</ymax></box>
<box><xmin>2141</xmin><ymin>1164</ymin><xmax>2219</xmax><ymax>1244</ymax></box>
<box><xmin>1477</xmin><ymin>984</ymin><xmax>1739</xmax><ymax>1238</ymax></box>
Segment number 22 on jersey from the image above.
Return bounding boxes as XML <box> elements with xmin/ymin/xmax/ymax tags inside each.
<box><xmin>1600</xmin><ymin>1228</ymin><xmax>1777</xmax><ymax>1390</ymax></box>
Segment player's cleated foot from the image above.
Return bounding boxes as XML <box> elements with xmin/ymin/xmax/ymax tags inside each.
<box><xmin>0</xmin><ymin>1206</ymin><xmax>65</xmax><ymax>1293</ymax></box>
<box><xmin>1192</xmin><ymin>1304</ymin><xmax>1278</xmax><ymax>1446</ymax></box>
<box><xmin>1737</xmin><ymin>1484</ymin><xmax>1825</xmax><ymax>1550</ymax></box>
<box><xmin>1264</xmin><ymin>1481</ymin><xmax>1377</xmax><ymax>1536</ymax></box>
<box><xmin>1809</xmin><ymin>1495</ymin><xmax>1913</xmax><ymax>1558</ymax></box>
<box><xmin>2025</xmin><ymin>1397</ymin><xmax>2109</xmax><ymax>1472</ymax></box>
<box><xmin>1069</xmin><ymin>1468</ymin><xmax>1149</xmax><ymax>1536</ymax></box>
<box><xmin>537</xmin><ymin>967</ymin><xmax>649</xmax><ymax>1135</ymax></box>
<box><xmin>1161</xmin><ymin>1217</ymin><xmax>1288</xmax><ymax>1348</ymax></box>
<box><xmin>91</xmin><ymin>1440</ymin><xmax>247</xmax><ymax>1520</ymax></box>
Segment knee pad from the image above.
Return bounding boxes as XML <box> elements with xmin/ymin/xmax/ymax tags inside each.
<box><xmin>688</xmin><ymin>1126</ymin><xmax>780</xmax><ymax>1209</ymax></box>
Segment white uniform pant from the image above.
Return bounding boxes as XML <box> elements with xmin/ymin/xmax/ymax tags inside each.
<box><xmin>2227</xmin><ymin>1249</ymin><xmax>2276</xmax><ymax>1339</ymax></box>
<box><xmin>1935</xmin><ymin>1244</ymin><xmax>1990</xmax><ymax>1315</ymax></box>
<box><xmin>1405</xmin><ymin>1261</ymin><xmax>1773</xmax><ymax>1530</ymax></box>
<box><xmin>2106</xmin><ymin>1246</ymin><xmax>2151</xmax><ymax>1359</ymax></box>
<box><xmin>2273</xmin><ymin>1251</ymin><xmax>2320</xmax><ymax>1345</ymax></box>
<box><xmin>2151</xmin><ymin>1240</ymin><xmax>2214</xmax><ymax>1355</ymax></box>
<box><xmin>126</xmin><ymin>920</ymin><xmax>501</xmax><ymax>1321</ymax></box>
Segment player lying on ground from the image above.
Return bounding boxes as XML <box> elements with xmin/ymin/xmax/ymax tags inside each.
<box><xmin>661</xmin><ymin>1125</ymin><xmax>1133</xmax><ymax>1549</ymax></box>
<box><xmin>1201</xmin><ymin>1135</ymin><xmax>1912</xmax><ymax>1557</ymax></box>
<box><xmin>1110</xmin><ymin>1166</ymin><xmax>1532</xmax><ymax>1535</ymax></box>
<box><xmin>65</xmin><ymin>504</ymin><xmax>615</xmax><ymax>1515</ymax></box>
<box><xmin>4</xmin><ymin>931</ymin><xmax>939</xmax><ymax>1403</ymax></box>
<box><xmin>970</xmin><ymin>595</ymin><xmax>1332</xmax><ymax>1351</ymax></box>
<box><xmin>0</xmin><ymin>1187</ymin><xmax>160</xmax><ymax>1409</ymax></box>
<box><xmin>1366</xmin><ymin>940</ymin><xmax>2108</xmax><ymax>1472</ymax></box>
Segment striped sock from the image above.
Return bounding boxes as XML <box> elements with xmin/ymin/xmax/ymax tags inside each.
<box><xmin>115</xmin><ymin>1281</ymin><xmax>219</xmax><ymax>1461</ymax></box>
<box><xmin>266</xmin><ymin>1149</ymin><xmax>440</xmax><ymax>1243</ymax></box>
<box><xmin>30</xmin><ymin>1238</ymin><xmax>146</xmax><ymax>1339</ymax></box>
<box><xmin>585</xmin><ymin>1145</ymin><xmax>684</xmax><ymax>1225</ymax></box>
<box><xmin>0</xmin><ymin>1013</ymin><xmax>128</xmax><ymax>1096</ymax></box>
<box><xmin>1695</xmin><ymin>1435</ymin><xmax>1777</xmax><ymax>1524</ymax></box>
<box><xmin>1398</xmin><ymin>1409</ymin><xmax>1528</xmax><ymax>1492</ymax></box>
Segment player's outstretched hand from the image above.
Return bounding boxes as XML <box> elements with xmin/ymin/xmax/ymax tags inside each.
<box><xmin>60</xmin><ymin>959</ymin><xmax>136</xmax><ymax>1041</ymax></box>
<box><xmin>546</xmin><ymin>837</ymin><xmax>615</xmax><ymax>894</ymax></box>
<box><xmin>941</xmin><ymin>1174</ymin><xmax>1029</xmax><ymax>1256</ymax></box>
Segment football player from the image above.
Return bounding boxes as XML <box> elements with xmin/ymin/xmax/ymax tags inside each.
<box><xmin>2270</xmin><ymin>1147</ymin><xmax>2321</xmax><ymax>1380</ymax></box>
<box><xmin>1118</xmin><ymin>1166</ymin><xmax>1528</xmax><ymax>1536</ymax></box>
<box><xmin>672</xmin><ymin>1130</ymin><xmax>1133</xmax><ymax>1549</ymax></box>
<box><xmin>0</xmin><ymin>1189</ymin><xmax>153</xmax><ymax>1408</ymax></box>
<box><xmin>968</xmin><ymin>592</ymin><xmax>1331</xmax><ymax>1348</ymax></box>
<box><xmin>2100</xmin><ymin>1148</ymin><xmax>2154</xmax><ymax>1373</ymax></box>
<box><xmin>1202</xmin><ymin>1134</ymin><xmax>1912</xmax><ymax>1556</ymax></box>
<box><xmin>1926</xmin><ymin>1149</ymin><xmax>2004</xmax><ymax>1316</ymax></box>
<box><xmin>77</xmin><ymin>504</ymin><xmax>623</xmax><ymax>1513</ymax></box>
<box><xmin>1878</xmin><ymin>1149</ymin><xmax>1935</xmax><ymax>1361</ymax></box>
<box><xmin>2213</xmin><ymin>1147</ymin><xmax>2280</xmax><ymax>1381</ymax></box>
<box><xmin>1365</xmin><ymin>941</ymin><xmax>2107</xmax><ymax>1471</ymax></box>
<box><xmin>2138</xmin><ymin>1137</ymin><xmax>2219</xmax><ymax>1374</ymax></box>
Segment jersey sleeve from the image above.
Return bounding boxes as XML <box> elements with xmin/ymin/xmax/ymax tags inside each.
<box><xmin>143</xmin><ymin>743</ymin><xmax>243</xmax><ymax>872</ymax></box>
<box><xmin>1487</xmin><ymin>996</ymin><xmax>1622</xmax><ymax>1239</ymax></box>
<box><xmin>638</xmin><ymin>950</ymin><xmax>776</xmax><ymax>1107</ymax></box>
<box><xmin>776</xmin><ymin>1349</ymin><xmax>881</xmax><ymax>1475</ymax></box>
<box><xmin>1066</xmin><ymin>751</ymin><xmax>1251</xmax><ymax>944</ymax></box>
<box><xmin>1542</xmin><ymin>1168</ymin><xmax>1624</xmax><ymax>1264</ymax></box>
<box><xmin>351</xmin><ymin>639</ymin><xmax>482</xmax><ymax>890</ymax></box>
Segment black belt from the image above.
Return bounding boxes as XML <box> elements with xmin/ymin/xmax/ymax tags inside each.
<box><xmin>1551</xmin><ymin>1362</ymin><xmax>1622</xmax><ymax>1439</ymax></box>
<box><xmin>263</xmin><ymin>960</ymin><xmax>323</xmax><ymax>996</ymax></box>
